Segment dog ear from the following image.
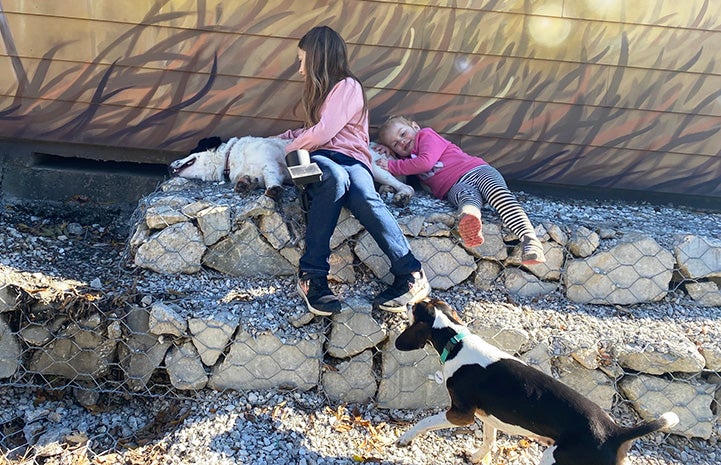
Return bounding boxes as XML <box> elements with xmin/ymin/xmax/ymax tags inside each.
<box><xmin>189</xmin><ymin>136</ymin><xmax>224</xmax><ymax>154</ymax></box>
<box><xmin>395</xmin><ymin>321</ymin><xmax>432</xmax><ymax>351</ymax></box>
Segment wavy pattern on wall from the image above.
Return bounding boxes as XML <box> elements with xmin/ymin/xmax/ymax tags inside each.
<box><xmin>0</xmin><ymin>0</ymin><xmax>720</xmax><ymax>198</ymax></box>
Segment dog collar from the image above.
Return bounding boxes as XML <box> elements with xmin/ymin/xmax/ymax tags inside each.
<box><xmin>439</xmin><ymin>331</ymin><xmax>468</xmax><ymax>364</ymax></box>
<box><xmin>222</xmin><ymin>138</ymin><xmax>239</xmax><ymax>183</ymax></box>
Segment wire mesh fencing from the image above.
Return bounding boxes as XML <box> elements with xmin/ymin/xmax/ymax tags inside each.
<box><xmin>1</xmin><ymin>178</ymin><xmax>720</xmax><ymax>463</ymax></box>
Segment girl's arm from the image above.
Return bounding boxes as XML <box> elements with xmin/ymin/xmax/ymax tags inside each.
<box><xmin>386</xmin><ymin>128</ymin><xmax>448</xmax><ymax>176</ymax></box>
<box><xmin>286</xmin><ymin>78</ymin><xmax>363</xmax><ymax>153</ymax></box>
<box><xmin>275</xmin><ymin>128</ymin><xmax>305</xmax><ymax>140</ymax></box>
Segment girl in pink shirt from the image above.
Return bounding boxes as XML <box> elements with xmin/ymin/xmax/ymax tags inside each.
<box><xmin>376</xmin><ymin>115</ymin><xmax>545</xmax><ymax>265</ymax></box>
<box><xmin>277</xmin><ymin>27</ymin><xmax>429</xmax><ymax>315</ymax></box>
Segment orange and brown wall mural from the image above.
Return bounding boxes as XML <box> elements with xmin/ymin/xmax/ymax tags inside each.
<box><xmin>1</xmin><ymin>0</ymin><xmax>720</xmax><ymax>200</ymax></box>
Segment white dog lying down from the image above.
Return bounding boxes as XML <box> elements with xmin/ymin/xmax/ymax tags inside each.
<box><xmin>169</xmin><ymin>136</ymin><xmax>291</xmax><ymax>199</ymax></box>
<box><xmin>169</xmin><ymin>136</ymin><xmax>415</xmax><ymax>204</ymax></box>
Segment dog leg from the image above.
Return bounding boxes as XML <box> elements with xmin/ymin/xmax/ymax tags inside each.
<box><xmin>397</xmin><ymin>412</ymin><xmax>456</xmax><ymax>447</ymax></box>
<box><xmin>235</xmin><ymin>176</ymin><xmax>261</xmax><ymax>194</ymax></box>
<box><xmin>262</xmin><ymin>167</ymin><xmax>288</xmax><ymax>199</ymax></box>
<box><xmin>538</xmin><ymin>445</ymin><xmax>558</xmax><ymax>465</ymax></box>
<box><xmin>469</xmin><ymin>422</ymin><xmax>497</xmax><ymax>465</ymax></box>
<box><xmin>378</xmin><ymin>184</ymin><xmax>395</xmax><ymax>196</ymax></box>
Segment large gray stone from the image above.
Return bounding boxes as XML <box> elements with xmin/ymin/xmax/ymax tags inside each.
<box><xmin>165</xmin><ymin>341</ymin><xmax>208</xmax><ymax>390</ymax></box>
<box><xmin>542</xmin><ymin>221</ymin><xmax>569</xmax><ymax>246</ymax></box>
<box><xmin>565</xmin><ymin>235</ymin><xmax>674</xmax><ymax>305</ymax></box>
<box><xmin>196</xmin><ymin>205</ymin><xmax>231</xmax><ymax>246</ymax></box>
<box><xmin>674</xmin><ymin>235</ymin><xmax>721</xmax><ymax>279</ymax></box>
<box><xmin>203</xmin><ymin>222</ymin><xmax>295</xmax><ymax>276</ymax></box>
<box><xmin>209</xmin><ymin>329</ymin><xmax>322</xmax><ymax>391</ymax></box>
<box><xmin>189</xmin><ymin>311</ymin><xmax>240</xmax><ymax>366</ymax></box>
<box><xmin>118</xmin><ymin>306</ymin><xmax>171</xmax><ymax>391</ymax></box>
<box><xmin>523</xmin><ymin>241</ymin><xmax>564</xmax><ymax>281</ymax></box>
<box><xmin>409</xmin><ymin>237</ymin><xmax>475</xmax><ymax>290</ymax></box>
<box><xmin>396</xmin><ymin>215</ymin><xmax>427</xmax><ymax>237</ymax></box>
<box><xmin>0</xmin><ymin>285</ymin><xmax>18</xmax><ymax>313</ymax></box>
<box><xmin>472</xmin><ymin>260</ymin><xmax>503</xmax><ymax>291</ymax></box>
<box><xmin>258</xmin><ymin>210</ymin><xmax>291</xmax><ymax>250</ymax></box>
<box><xmin>149</xmin><ymin>302</ymin><xmax>187</xmax><ymax>337</ymax></box>
<box><xmin>614</xmin><ymin>334</ymin><xmax>706</xmax><ymax>375</ymax></box>
<box><xmin>376</xmin><ymin>331</ymin><xmax>449</xmax><ymax>409</ymax></box>
<box><xmin>685</xmin><ymin>281</ymin><xmax>721</xmax><ymax>306</ymax></box>
<box><xmin>553</xmin><ymin>356</ymin><xmax>615</xmax><ymax>411</ymax></box>
<box><xmin>0</xmin><ymin>315</ymin><xmax>20</xmax><ymax>379</ymax></box>
<box><xmin>567</xmin><ymin>225</ymin><xmax>600</xmax><ymax>258</ymax></box>
<box><xmin>470</xmin><ymin>324</ymin><xmax>529</xmax><ymax>355</ymax></box>
<box><xmin>327</xmin><ymin>297</ymin><xmax>387</xmax><ymax>359</ymax></box>
<box><xmin>464</xmin><ymin>223</ymin><xmax>507</xmax><ymax>261</ymax></box>
<box><xmin>329</xmin><ymin>243</ymin><xmax>356</xmax><ymax>284</ymax></box>
<box><xmin>619</xmin><ymin>374</ymin><xmax>715</xmax><ymax>439</ymax></box>
<box><xmin>144</xmin><ymin>204</ymin><xmax>188</xmax><ymax>230</ymax></box>
<box><xmin>28</xmin><ymin>315</ymin><xmax>117</xmax><ymax>382</ymax></box>
<box><xmin>503</xmin><ymin>268</ymin><xmax>557</xmax><ymax>298</ymax></box>
<box><xmin>322</xmin><ymin>350</ymin><xmax>376</xmax><ymax>403</ymax></box>
<box><xmin>134</xmin><ymin>221</ymin><xmax>206</xmax><ymax>274</ymax></box>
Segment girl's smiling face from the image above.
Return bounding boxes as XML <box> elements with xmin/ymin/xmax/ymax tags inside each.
<box><xmin>381</xmin><ymin>119</ymin><xmax>421</xmax><ymax>158</ymax></box>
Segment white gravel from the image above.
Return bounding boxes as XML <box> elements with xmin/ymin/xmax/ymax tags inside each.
<box><xmin>1</xmin><ymin>191</ymin><xmax>720</xmax><ymax>464</ymax></box>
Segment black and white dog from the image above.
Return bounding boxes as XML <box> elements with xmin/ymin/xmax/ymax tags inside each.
<box><xmin>169</xmin><ymin>137</ymin><xmax>415</xmax><ymax>204</ymax></box>
<box><xmin>169</xmin><ymin>136</ymin><xmax>291</xmax><ymax>199</ymax></box>
<box><xmin>395</xmin><ymin>298</ymin><xmax>679</xmax><ymax>465</ymax></box>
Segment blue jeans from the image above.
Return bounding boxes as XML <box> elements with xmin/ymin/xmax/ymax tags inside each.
<box><xmin>299</xmin><ymin>150</ymin><xmax>421</xmax><ymax>278</ymax></box>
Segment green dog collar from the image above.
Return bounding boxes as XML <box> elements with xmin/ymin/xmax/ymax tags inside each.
<box><xmin>439</xmin><ymin>331</ymin><xmax>468</xmax><ymax>364</ymax></box>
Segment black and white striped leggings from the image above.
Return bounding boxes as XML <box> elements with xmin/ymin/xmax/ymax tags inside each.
<box><xmin>446</xmin><ymin>164</ymin><xmax>535</xmax><ymax>239</ymax></box>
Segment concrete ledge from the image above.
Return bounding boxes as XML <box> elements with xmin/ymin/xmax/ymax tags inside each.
<box><xmin>0</xmin><ymin>139</ymin><xmax>173</xmax><ymax>206</ymax></box>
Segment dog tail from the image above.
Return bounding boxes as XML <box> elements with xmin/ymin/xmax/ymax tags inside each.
<box><xmin>617</xmin><ymin>411</ymin><xmax>679</xmax><ymax>442</ymax></box>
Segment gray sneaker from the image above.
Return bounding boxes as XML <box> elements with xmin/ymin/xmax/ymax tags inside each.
<box><xmin>521</xmin><ymin>236</ymin><xmax>546</xmax><ymax>265</ymax></box>
<box><xmin>373</xmin><ymin>269</ymin><xmax>431</xmax><ymax>312</ymax></box>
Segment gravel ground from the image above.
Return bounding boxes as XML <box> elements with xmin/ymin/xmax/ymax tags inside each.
<box><xmin>1</xmin><ymin>190</ymin><xmax>720</xmax><ymax>465</ymax></box>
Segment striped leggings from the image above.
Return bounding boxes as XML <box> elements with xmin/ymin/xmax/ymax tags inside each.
<box><xmin>446</xmin><ymin>164</ymin><xmax>535</xmax><ymax>239</ymax></box>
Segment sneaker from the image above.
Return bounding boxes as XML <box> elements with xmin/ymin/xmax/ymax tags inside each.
<box><xmin>373</xmin><ymin>269</ymin><xmax>431</xmax><ymax>312</ymax></box>
<box><xmin>458</xmin><ymin>213</ymin><xmax>484</xmax><ymax>248</ymax></box>
<box><xmin>521</xmin><ymin>236</ymin><xmax>546</xmax><ymax>265</ymax></box>
<box><xmin>297</xmin><ymin>275</ymin><xmax>342</xmax><ymax>316</ymax></box>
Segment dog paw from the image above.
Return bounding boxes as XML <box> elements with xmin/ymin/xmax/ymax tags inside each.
<box><xmin>234</xmin><ymin>176</ymin><xmax>260</xmax><ymax>194</ymax></box>
<box><xmin>396</xmin><ymin>433</ymin><xmax>414</xmax><ymax>447</ymax></box>
<box><xmin>264</xmin><ymin>185</ymin><xmax>283</xmax><ymax>200</ymax></box>
<box><xmin>392</xmin><ymin>193</ymin><xmax>412</xmax><ymax>207</ymax></box>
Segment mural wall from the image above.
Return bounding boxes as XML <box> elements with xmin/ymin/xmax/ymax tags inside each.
<box><xmin>1</xmin><ymin>0</ymin><xmax>720</xmax><ymax>199</ymax></box>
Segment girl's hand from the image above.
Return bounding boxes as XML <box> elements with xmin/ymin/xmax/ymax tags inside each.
<box><xmin>375</xmin><ymin>158</ymin><xmax>389</xmax><ymax>170</ymax></box>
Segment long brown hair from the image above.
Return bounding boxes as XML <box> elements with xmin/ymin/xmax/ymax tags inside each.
<box><xmin>298</xmin><ymin>26</ymin><xmax>367</xmax><ymax>127</ymax></box>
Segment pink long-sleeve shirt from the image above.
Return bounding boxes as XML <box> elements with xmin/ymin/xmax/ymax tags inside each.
<box><xmin>277</xmin><ymin>77</ymin><xmax>372</xmax><ymax>169</ymax></box>
<box><xmin>386</xmin><ymin>127</ymin><xmax>488</xmax><ymax>199</ymax></box>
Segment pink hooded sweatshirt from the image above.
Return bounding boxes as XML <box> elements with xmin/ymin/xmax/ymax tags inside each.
<box><xmin>276</xmin><ymin>77</ymin><xmax>372</xmax><ymax>170</ymax></box>
<box><xmin>386</xmin><ymin>127</ymin><xmax>488</xmax><ymax>199</ymax></box>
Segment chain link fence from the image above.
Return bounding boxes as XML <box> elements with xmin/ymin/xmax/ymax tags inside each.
<box><xmin>1</xmin><ymin>178</ymin><xmax>720</xmax><ymax>463</ymax></box>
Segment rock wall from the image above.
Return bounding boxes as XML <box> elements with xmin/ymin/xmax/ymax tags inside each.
<box><xmin>2</xmin><ymin>177</ymin><xmax>720</xmax><ymax>441</ymax></box>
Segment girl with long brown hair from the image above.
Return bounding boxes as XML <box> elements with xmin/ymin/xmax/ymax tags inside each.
<box><xmin>277</xmin><ymin>26</ymin><xmax>429</xmax><ymax>315</ymax></box>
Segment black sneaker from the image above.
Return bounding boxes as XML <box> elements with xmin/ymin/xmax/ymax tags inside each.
<box><xmin>297</xmin><ymin>275</ymin><xmax>342</xmax><ymax>316</ymax></box>
<box><xmin>373</xmin><ymin>269</ymin><xmax>431</xmax><ymax>312</ymax></box>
